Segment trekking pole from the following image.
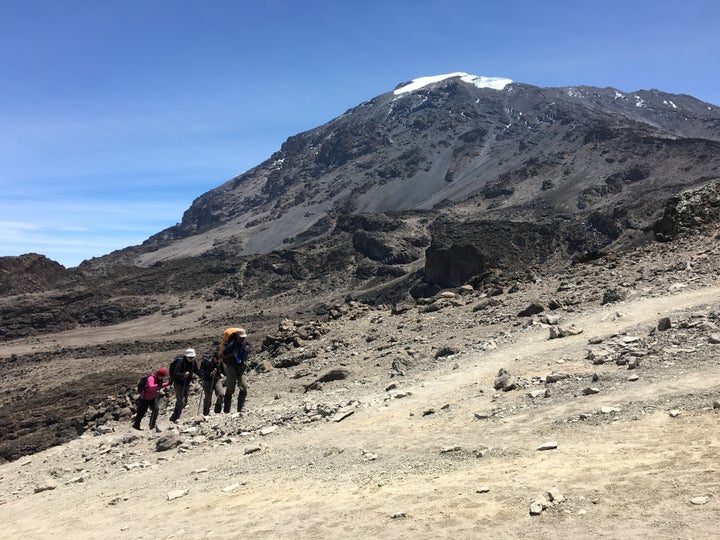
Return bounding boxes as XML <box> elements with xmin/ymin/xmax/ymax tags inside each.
<box><xmin>197</xmin><ymin>375</ymin><xmax>207</xmax><ymax>415</ymax></box>
<box><xmin>182</xmin><ymin>375</ymin><xmax>188</xmax><ymax>408</ymax></box>
<box><xmin>150</xmin><ymin>389</ymin><xmax>161</xmax><ymax>429</ymax></box>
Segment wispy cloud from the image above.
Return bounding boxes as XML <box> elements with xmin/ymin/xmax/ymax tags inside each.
<box><xmin>0</xmin><ymin>199</ymin><xmax>190</xmax><ymax>267</ymax></box>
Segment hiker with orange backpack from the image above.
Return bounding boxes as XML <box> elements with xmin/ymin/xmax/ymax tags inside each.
<box><xmin>132</xmin><ymin>367</ymin><xmax>170</xmax><ymax>430</ymax></box>
<box><xmin>219</xmin><ymin>328</ymin><xmax>251</xmax><ymax>414</ymax></box>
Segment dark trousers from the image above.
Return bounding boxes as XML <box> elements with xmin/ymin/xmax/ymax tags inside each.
<box><xmin>223</xmin><ymin>362</ymin><xmax>247</xmax><ymax>413</ymax></box>
<box><xmin>169</xmin><ymin>380</ymin><xmax>189</xmax><ymax>421</ymax></box>
<box><xmin>134</xmin><ymin>397</ymin><xmax>157</xmax><ymax>428</ymax></box>
<box><xmin>202</xmin><ymin>377</ymin><xmax>225</xmax><ymax>415</ymax></box>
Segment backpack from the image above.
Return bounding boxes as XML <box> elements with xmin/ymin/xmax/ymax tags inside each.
<box><xmin>136</xmin><ymin>375</ymin><xmax>149</xmax><ymax>395</ymax></box>
<box><xmin>169</xmin><ymin>354</ymin><xmax>184</xmax><ymax>380</ymax></box>
<box><xmin>199</xmin><ymin>355</ymin><xmax>213</xmax><ymax>379</ymax></box>
<box><xmin>219</xmin><ymin>328</ymin><xmax>241</xmax><ymax>354</ymax></box>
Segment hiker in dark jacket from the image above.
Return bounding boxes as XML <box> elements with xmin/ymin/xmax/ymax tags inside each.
<box><xmin>220</xmin><ymin>328</ymin><xmax>251</xmax><ymax>413</ymax></box>
<box><xmin>133</xmin><ymin>368</ymin><xmax>170</xmax><ymax>430</ymax></box>
<box><xmin>199</xmin><ymin>352</ymin><xmax>226</xmax><ymax>415</ymax></box>
<box><xmin>169</xmin><ymin>348</ymin><xmax>199</xmax><ymax>423</ymax></box>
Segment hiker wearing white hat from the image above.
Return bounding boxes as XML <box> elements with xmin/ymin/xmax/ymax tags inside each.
<box><xmin>168</xmin><ymin>348</ymin><xmax>199</xmax><ymax>423</ymax></box>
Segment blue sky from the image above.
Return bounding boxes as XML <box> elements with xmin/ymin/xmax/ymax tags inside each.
<box><xmin>2</xmin><ymin>0</ymin><xmax>718</xmax><ymax>267</ymax></box>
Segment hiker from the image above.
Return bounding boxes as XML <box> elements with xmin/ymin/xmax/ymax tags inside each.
<box><xmin>219</xmin><ymin>327</ymin><xmax>251</xmax><ymax>413</ymax></box>
<box><xmin>199</xmin><ymin>352</ymin><xmax>226</xmax><ymax>415</ymax></box>
<box><xmin>169</xmin><ymin>348</ymin><xmax>199</xmax><ymax>423</ymax></box>
<box><xmin>132</xmin><ymin>367</ymin><xmax>170</xmax><ymax>430</ymax></box>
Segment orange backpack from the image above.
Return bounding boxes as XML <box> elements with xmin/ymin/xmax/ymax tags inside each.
<box><xmin>219</xmin><ymin>327</ymin><xmax>241</xmax><ymax>355</ymax></box>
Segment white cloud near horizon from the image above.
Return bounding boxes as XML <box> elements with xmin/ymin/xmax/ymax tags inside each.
<box><xmin>0</xmin><ymin>199</ymin><xmax>190</xmax><ymax>267</ymax></box>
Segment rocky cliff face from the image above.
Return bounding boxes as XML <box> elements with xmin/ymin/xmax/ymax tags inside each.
<box><xmin>94</xmin><ymin>75</ymin><xmax>720</xmax><ymax>289</ymax></box>
<box><xmin>4</xmin><ymin>74</ymin><xmax>720</xmax><ymax>331</ymax></box>
<box><xmin>0</xmin><ymin>254</ymin><xmax>71</xmax><ymax>295</ymax></box>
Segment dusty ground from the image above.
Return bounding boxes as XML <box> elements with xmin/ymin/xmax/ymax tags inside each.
<box><xmin>1</xmin><ymin>231</ymin><xmax>720</xmax><ymax>539</ymax></box>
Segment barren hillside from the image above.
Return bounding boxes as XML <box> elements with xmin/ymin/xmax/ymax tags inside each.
<box><xmin>1</xmin><ymin>226</ymin><xmax>719</xmax><ymax>539</ymax></box>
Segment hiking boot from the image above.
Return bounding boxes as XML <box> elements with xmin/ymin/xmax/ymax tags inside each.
<box><xmin>237</xmin><ymin>391</ymin><xmax>246</xmax><ymax>413</ymax></box>
<box><xmin>132</xmin><ymin>423</ymin><xmax>142</xmax><ymax>431</ymax></box>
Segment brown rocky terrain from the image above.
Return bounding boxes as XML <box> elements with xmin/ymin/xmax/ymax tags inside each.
<box><xmin>1</xmin><ymin>222</ymin><xmax>719</xmax><ymax>538</ymax></box>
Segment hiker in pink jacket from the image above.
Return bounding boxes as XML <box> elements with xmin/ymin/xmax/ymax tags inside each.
<box><xmin>133</xmin><ymin>368</ymin><xmax>170</xmax><ymax>430</ymax></box>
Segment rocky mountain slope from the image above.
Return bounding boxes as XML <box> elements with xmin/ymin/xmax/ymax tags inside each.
<box><xmin>1</xmin><ymin>223</ymin><xmax>719</xmax><ymax>538</ymax></box>
<box><xmin>4</xmin><ymin>74</ymin><xmax>718</xmax><ymax>327</ymax></box>
<box><xmin>103</xmin><ymin>74</ymin><xmax>720</xmax><ymax>269</ymax></box>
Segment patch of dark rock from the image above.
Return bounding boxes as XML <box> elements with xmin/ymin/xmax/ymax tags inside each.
<box><xmin>601</xmin><ymin>288</ymin><xmax>628</xmax><ymax>305</ymax></box>
<box><xmin>435</xmin><ymin>346</ymin><xmax>461</xmax><ymax>359</ymax></box>
<box><xmin>494</xmin><ymin>368</ymin><xmax>517</xmax><ymax>391</ymax></box>
<box><xmin>657</xmin><ymin>317</ymin><xmax>672</xmax><ymax>331</ymax></box>
<box><xmin>0</xmin><ymin>370</ymin><xmax>138</xmax><ymax>463</ymax></box>
<box><xmin>518</xmin><ymin>303</ymin><xmax>545</xmax><ymax>317</ymax></box>
<box><xmin>303</xmin><ymin>368</ymin><xmax>350</xmax><ymax>392</ymax></box>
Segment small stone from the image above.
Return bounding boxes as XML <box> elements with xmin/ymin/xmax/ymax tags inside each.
<box><xmin>709</xmin><ymin>334</ymin><xmax>720</xmax><ymax>344</ymax></box>
<box><xmin>529</xmin><ymin>495</ymin><xmax>549</xmax><ymax>515</ymax></box>
<box><xmin>582</xmin><ymin>387</ymin><xmax>600</xmax><ymax>395</ymax></box>
<box><xmin>66</xmin><ymin>476</ymin><xmax>85</xmax><ymax>484</ymax></box>
<box><xmin>657</xmin><ymin>317</ymin><xmax>672</xmax><ymax>331</ymax></box>
<box><xmin>668</xmin><ymin>409</ymin><xmax>681</xmax><ymax>418</ymax></box>
<box><xmin>155</xmin><ymin>433</ymin><xmax>182</xmax><ymax>452</ymax></box>
<box><xmin>494</xmin><ymin>368</ymin><xmax>517</xmax><ymax>391</ymax></box>
<box><xmin>33</xmin><ymin>479</ymin><xmax>57</xmax><ymax>493</ymax></box>
<box><xmin>473</xmin><ymin>447</ymin><xmax>489</xmax><ymax>458</ymax></box>
<box><xmin>167</xmin><ymin>489</ymin><xmax>189</xmax><ymax>501</ymax></box>
<box><xmin>391</xmin><ymin>512</ymin><xmax>407</xmax><ymax>519</ymax></box>
<box><xmin>476</xmin><ymin>486</ymin><xmax>491</xmax><ymax>493</ymax></box>
<box><xmin>628</xmin><ymin>375</ymin><xmax>640</xmax><ymax>382</ymax></box>
<box><xmin>221</xmin><ymin>483</ymin><xmax>240</xmax><ymax>493</ymax></box>
<box><xmin>601</xmin><ymin>406</ymin><xmax>620</xmax><ymax>414</ymax></box>
<box><xmin>537</xmin><ymin>441</ymin><xmax>558</xmax><ymax>451</ymax></box>
<box><xmin>333</xmin><ymin>406</ymin><xmax>355</xmax><ymax>422</ymax></box>
<box><xmin>548</xmin><ymin>487</ymin><xmax>565</xmax><ymax>503</ymax></box>
<box><xmin>546</xmin><ymin>372</ymin><xmax>570</xmax><ymax>383</ymax></box>
<box><xmin>691</xmin><ymin>496</ymin><xmax>710</xmax><ymax>505</ymax></box>
<box><xmin>440</xmin><ymin>445</ymin><xmax>461</xmax><ymax>454</ymax></box>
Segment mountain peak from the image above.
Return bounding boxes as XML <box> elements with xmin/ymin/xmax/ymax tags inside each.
<box><xmin>393</xmin><ymin>72</ymin><xmax>513</xmax><ymax>95</ymax></box>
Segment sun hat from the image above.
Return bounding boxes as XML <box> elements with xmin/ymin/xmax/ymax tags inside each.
<box><xmin>184</xmin><ymin>348</ymin><xmax>196</xmax><ymax>358</ymax></box>
<box><xmin>157</xmin><ymin>367</ymin><xmax>168</xmax><ymax>377</ymax></box>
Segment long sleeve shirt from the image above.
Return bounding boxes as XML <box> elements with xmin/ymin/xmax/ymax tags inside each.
<box><xmin>139</xmin><ymin>373</ymin><xmax>169</xmax><ymax>400</ymax></box>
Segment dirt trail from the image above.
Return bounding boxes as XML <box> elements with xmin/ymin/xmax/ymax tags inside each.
<box><xmin>2</xmin><ymin>285</ymin><xmax>720</xmax><ymax>539</ymax></box>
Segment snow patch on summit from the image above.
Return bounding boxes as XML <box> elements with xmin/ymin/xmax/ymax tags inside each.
<box><xmin>394</xmin><ymin>72</ymin><xmax>512</xmax><ymax>95</ymax></box>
